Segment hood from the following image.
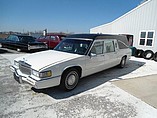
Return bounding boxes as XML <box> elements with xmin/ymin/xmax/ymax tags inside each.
<box><xmin>15</xmin><ymin>50</ymin><xmax>83</xmax><ymax>71</ymax></box>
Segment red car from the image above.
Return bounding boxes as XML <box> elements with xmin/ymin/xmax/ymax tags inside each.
<box><xmin>37</xmin><ymin>34</ymin><xmax>66</xmax><ymax>49</ymax></box>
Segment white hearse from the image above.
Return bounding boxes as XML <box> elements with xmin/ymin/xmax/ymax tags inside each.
<box><xmin>11</xmin><ymin>34</ymin><xmax>131</xmax><ymax>91</ymax></box>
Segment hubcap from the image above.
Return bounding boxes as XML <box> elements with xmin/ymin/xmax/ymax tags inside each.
<box><xmin>122</xmin><ymin>59</ymin><xmax>125</xmax><ymax>65</ymax></box>
<box><xmin>67</xmin><ymin>74</ymin><xmax>76</xmax><ymax>86</ymax></box>
<box><xmin>122</xmin><ymin>58</ymin><xmax>126</xmax><ymax>66</ymax></box>
<box><xmin>17</xmin><ymin>48</ymin><xmax>21</xmax><ymax>52</ymax></box>
<box><xmin>146</xmin><ymin>53</ymin><xmax>152</xmax><ymax>58</ymax></box>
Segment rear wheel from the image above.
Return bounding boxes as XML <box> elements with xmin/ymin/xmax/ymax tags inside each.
<box><xmin>143</xmin><ymin>50</ymin><xmax>154</xmax><ymax>60</ymax></box>
<box><xmin>60</xmin><ymin>68</ymin><xmax>79</xmax><ymax>91</ymax></box>
<box><xmin>119</xmin><ymin>56</ymin><xmax>126</xmax><ymax>68</ymax></box>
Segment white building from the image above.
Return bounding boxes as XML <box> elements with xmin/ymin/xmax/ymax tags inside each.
<box><xmin>90</xmin><ymin>0</ymin><xmax>157</xmax><ymax>60</ymax></box>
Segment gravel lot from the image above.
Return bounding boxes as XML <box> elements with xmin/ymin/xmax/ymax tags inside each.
<box><xmin>0</xmin><ymin>48</ymin><xmax>157</xmax><ymax>118</ymax></box>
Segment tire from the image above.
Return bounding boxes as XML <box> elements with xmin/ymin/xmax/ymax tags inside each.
<box><xmin>143</xmin><ymin>50</ymin><xmax>154</xmax><ymax>60</ymax></box>
<box><xmin>153</xmin><ymin>52</ymin><xmax>157</xmax><ymax>62</ymax></box>
<box><xmin>60</xmin><ymin>68</ymin><xmax>79</xmax><ymax>91</ymax></box>
<box><xmin>135</xmin><ymin>49</ymin><xmax>144</xmax><ymax>58</ymax></box>
<box><xmin>119</xmin><ymin>56</ymin><xmax>126</xmax><ymax>68</ymax></box>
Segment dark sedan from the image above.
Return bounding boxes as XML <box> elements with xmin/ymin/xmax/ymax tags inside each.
<box><xmin>1</xmin><ymin>34</ymin><xmax>48</xmax><ymax>52</ymax></box>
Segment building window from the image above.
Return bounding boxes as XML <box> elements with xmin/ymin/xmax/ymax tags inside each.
<box><xmin>139</xmin><ymin>39</ymin><xmax>145</xmax><ymax>45</ymax></box>
<box><xmin>141</xmin><ymin>32</ymin><xmax>146</xmax><ymax>38</ymax></box>
<box><xmin>139</xmin><ymin>31</ymin><xmax>155</xmax><ymax>46</ymax></box>
<box><xmin>146</xmin><ymin>32</ymin><xmax>154</xmax><ymax>46</ymax></box>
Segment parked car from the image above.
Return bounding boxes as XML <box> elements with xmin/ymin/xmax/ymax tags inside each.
<box><xmin>36</xmin><ymin>34</ymin><xmax>66</xmax><ymax>49</ymax></box>
<box><xmin>10</xmin><ymin>34</ymin><xmax>131</xmax><ymax>91</ymax></box>
<box><xmin>1</xmin><ymin>34</ymin><xmax>48</xmax><ymax>52</ymax></box>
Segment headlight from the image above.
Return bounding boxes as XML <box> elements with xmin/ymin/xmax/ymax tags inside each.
<box><xmin>32</xmin><ymin>70</ymin><xmax>39</xmax><ymax>77</ymax></box>
<box><xmin>32</xmin><ymin>70</ymin><xmax>52</xmax><ymax>78</ymax></box>
<box><xmin>14</xmin><ymin>61</ymin><xmax>19</xmax><ymax>67</ymax></box>
<box><xmin>39</xmin><ymin>70</ymin><xmax>52</xmax><ymax>78</ymax></box>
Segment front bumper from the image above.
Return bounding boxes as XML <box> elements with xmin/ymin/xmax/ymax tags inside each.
<box><xmin>10</xmin><ymin>66</ymin><xmax>61</xmax><ymax>89</ymax></box>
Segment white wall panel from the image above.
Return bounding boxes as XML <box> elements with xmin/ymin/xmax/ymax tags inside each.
<box><xmin>90</xmin><ymin>0</ymin><xmax>157</xmax><ymax>52</ymax></box>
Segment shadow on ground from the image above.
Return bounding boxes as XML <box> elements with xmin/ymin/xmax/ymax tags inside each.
<box><xmin>0</xmin><ymin>48</ymin><xmax>22</xmax><ymax>54</ymax></box>
<box><xmin>0</xmin><ymin>48</ymin><xmax>9</xmax><ymax>54</ymax></box>
<box><xmin>32</xmin><ymin>59</ymin><xmax>145</xmax><ymax>99</ymax></box>
<box><xmin>0</xmin><ymin>47</ymin><xmax>47</xmax><ymax>54</ymax></box>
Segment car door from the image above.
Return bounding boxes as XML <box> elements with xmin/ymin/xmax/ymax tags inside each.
<box><xmin>48</xmin><ymin>36</ymin><xmax>59</xmax><ymax>48</ymax></box>
<box><xmin>2</xmin><ymin>36</ymin><xmax>11</xmax><ymax>48</ymax></box>
<box><xmin>13</xmin><ymin>36</ymin><xmax>22</xmax><ymax>49</ymax></box>
<box><xmin>104</xmin><ymin>39</ymin><xmax>119</xmax><ymax>69</ymax></box>
<box><xmin>85</xmin><ymin>40</ymin><xmax>105</xmax><ymax>76</ymax></box>
<box><xmin>16</xmin><ymin>36</ymin><xmax>27</xmax><ymax>50</ymax></box>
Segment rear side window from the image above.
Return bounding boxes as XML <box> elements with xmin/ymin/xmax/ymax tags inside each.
<box><xmin>104</xmin><ymin>41</ymin><xmax>115</xmax><ymax>53</ymax></box>
<box><xmin>50</xmin><ymin>36</ymin><xmax>56</xmax><ymax>40</ymax></box>
<box><xmin>60</xmin><ymin>36</ymin><xmax>66</xmax><ymax>40</ymax></box>
<box><xmin>18</xmin><ymin>36</ymin><xmax>35</xmax><ymax>43</ymax></box>
<box><xmin>118</xmin><ymin>40</ymin><xmax>128</xmax><ymax>49</ymax></box>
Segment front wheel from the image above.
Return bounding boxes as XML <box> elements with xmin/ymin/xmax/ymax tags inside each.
<box><xmin>119</xmin><ymin>56</ymin><xmax>126</xmax><ymax>68</ymax></box>
<box><xmin>60</xmin><ymin>68</ymin><xmax>79</xmax><ymax>91</ymax></box>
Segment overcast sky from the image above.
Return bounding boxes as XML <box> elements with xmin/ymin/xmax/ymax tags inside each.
<box><xmin>0</xmin><ymin>0</ymin><xmax>143</xmax><ymax>33</ymax></box>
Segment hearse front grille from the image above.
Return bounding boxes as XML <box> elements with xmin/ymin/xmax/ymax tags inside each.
<box><xmin>19</xmin><ymin>61</ymin><xmax>31</xmax><ymax>75</ymax></box>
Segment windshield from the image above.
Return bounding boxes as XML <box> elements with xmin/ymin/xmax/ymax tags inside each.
<box><xmin>54</xmin><ymin>39</ymin><xmax>92</xmax><ymax>55</ymax></box>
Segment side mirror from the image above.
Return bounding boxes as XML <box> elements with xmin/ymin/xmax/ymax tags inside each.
<box><xmin>89</xmin><ymin>52</ymin><xmax>97</xmax><ymax>57</ymax></box>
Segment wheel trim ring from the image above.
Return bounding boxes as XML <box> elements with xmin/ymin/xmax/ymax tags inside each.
<box><xmin>65</xmin><ymin>71</ymin><xmax>78</xmax><ymax>90</ymax></box>
<box><xmin>121</xmin><ymin>58</ymin><xmax>126</xmax><ymax>67</ymax></box>
<box><xmin>122</xmin><ymin>59</ymin><xmax>125</xmax><ymax>65</ymax></box>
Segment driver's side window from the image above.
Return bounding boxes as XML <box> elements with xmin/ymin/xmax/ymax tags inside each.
<box><xmin>91</xmin><ymin>41</ymin><xmax>104</xmax><ymax>55</ymax></box>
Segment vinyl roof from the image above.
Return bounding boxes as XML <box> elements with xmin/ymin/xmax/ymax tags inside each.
<box><xmin>67</xmin><ymin>34</ymin><xmax>119</xmax><ymax>39</ymax></box>
<box><xmin>66</xmin><ymin>34</ymin><xmax>129</xmax><ymax>46</ymax></box>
